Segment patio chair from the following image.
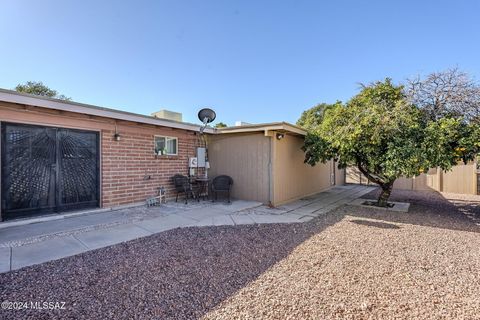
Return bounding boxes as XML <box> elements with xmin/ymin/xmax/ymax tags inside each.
<box><xmin>172</xmin><ymin>174</ymin><xmax>197</xmax><ymax>204</ymax></box>
<box><xmin>211</xmin><ymin>175</ymin><xmax>233</xmax><ymax>203</ymax></box>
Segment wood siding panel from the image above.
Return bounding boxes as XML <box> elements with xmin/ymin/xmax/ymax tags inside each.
<box><xmin>273</xmin><ymin>134</ymin><xmax>332</xmax><ymax>205</ymax></box>
<box><xmin>394</xmin><ymin>177</ymin><xmax>413</xmax><ymax>190</ymax></box>
<box><xmin>346</xmin><ymin>162</ymin><xmax>476</xmax><ymax>195</ymax></box>
<box><xmin>335</xmin><ymin>164</ymin><xmax>346</xmax><ymax>186</ymax></box>
<box><xmin>442</xmin><ymin>162</ymin><xmax>476</xmax><ymax>194</ymax></box>
<box><xmin>208</xmin><ymin>133</ymin><xmax>270</xmax><ymax>203</ymax></box>
<box><xmin>346</xmin><ymin>167</ymin><xmax>374</xmax><ymax>185</ymax></box>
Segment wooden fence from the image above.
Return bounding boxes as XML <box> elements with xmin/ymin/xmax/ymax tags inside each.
<box><xmin>346</xmin><ymin>162</ymin><xmax>479</xmax><ymax>195</ymax></box>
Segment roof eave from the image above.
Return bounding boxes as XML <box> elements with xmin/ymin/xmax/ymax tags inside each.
<box><xmin>217</xmin><ymin>122</ymin><xmax>306</xmax><ymax>136</ymax></box>
<box><xmin>0</xmin><ymin>88</ymin><xmax>214</xmax><ymax>133</ymax></box>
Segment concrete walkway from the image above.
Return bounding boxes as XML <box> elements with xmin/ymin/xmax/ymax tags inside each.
<box><xmin>0</xmin><ymin>185</ymin><xmax>374</xmax><ymax>273</ymax></box>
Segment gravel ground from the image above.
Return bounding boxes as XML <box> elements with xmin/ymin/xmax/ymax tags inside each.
<box><xmin>0</xmin><ymin>219</ymin><xmax>332</xmax><ymax>319</ymax></box>
<box><xmin>203</xmin><ymin>189</ymin><xmax>480</xmax><ymax>319</ymax></box>
<box><xmin>1</xmin><ymin>188</ymin><xmax>479</xmax><ymax>319</ymax></box>
<box><xmin>362</xmin><ymin>188</ymin><xmax>480</xmax><ymax>226</ymax></box>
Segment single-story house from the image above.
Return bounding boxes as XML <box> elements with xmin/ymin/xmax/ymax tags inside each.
<box><xmin>208</xmin><ymin>123</ymin><xmax>344</xmax><ymax>206</ymax></box>
<box><xmin>0</xmin><ymin>89</ymin><xmax>342</xmax><ymax>221</ymax></box>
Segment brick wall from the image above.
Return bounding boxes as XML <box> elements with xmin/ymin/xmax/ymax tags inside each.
<box><xmin>101</xmin><ymin>126</ymin><xmax>200</xmax><ymax>207</ymax></box>
<box><xmin>0</xmin><ymin>102</ymin><xmax>207</xmax><ymax>217</ymax></box>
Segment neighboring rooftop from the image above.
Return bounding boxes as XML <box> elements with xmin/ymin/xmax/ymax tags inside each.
<box><xmin>234</xmin><ymin>121</ymin><xmax>252</xmax><ymax>126</ymax></box>
<box><xmin>151</xmin><ymin>109</ymin><xmax>183</xmax><ymax>122</ymax></box>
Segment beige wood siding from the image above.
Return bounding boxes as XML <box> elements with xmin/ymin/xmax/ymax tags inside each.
<box><xmin>442</xmin><ymin>162</ymin><xmax>476</xmax><ymax>194</ymax></box>
<box><xmin>208</xmin><ymin>133</ymin><xmax>270</xmax><ymax>203</ymax></box>
<box><xmin>394</xmin><ymin>177</ymin><xmax>413</xmax><ymax>190</ymax></box>
<box><xmin>335</xmin><ymin>163</ymin><xmax>346</xmax><ymax>186</ymax></box>
<box><xmin>346</xmin><ymin>162</ymin><xmax>477</xmax><ymax>195</ymax></box>
<box><xmin>272</xmin><ymin>134</ymin><xmax>332</xmax><ymax>206</ymax></box>
<box><xmin>346</xmin><ymin>167</ymin><xmax>374</xmax><ymax>185</ymax></box>
<box><xmin>400</xmin><ymin>163</ymin><xmax>476</xmax><ymax>194</ymax></box>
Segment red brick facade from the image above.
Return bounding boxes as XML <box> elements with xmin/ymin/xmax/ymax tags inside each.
<box><xmin>101</xmin><ymin>126</ymin><xmax>200</xmax><ymax>207</ymax></box>
<box><xmin>1</xmin><ymin>102</ymin><xmax>203</xmax><ymax>212</ymax></box>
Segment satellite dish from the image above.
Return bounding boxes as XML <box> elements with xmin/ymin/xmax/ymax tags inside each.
<box><xmin>198</xmin><ymin>108</ymin><xmax>216</xmax><ymax>124</ymax></box>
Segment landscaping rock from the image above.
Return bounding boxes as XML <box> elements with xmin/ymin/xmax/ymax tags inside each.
<box><xmin>1</xmin><ymin>188</ymin><xmax>479</xmax><ymax>319</ymax></box>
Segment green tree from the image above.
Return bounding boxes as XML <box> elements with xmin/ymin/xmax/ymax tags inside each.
<box><xmin>215</xmin><ymin>122</ymin><xmax>228</xmax><ymax>128</ymax></box>
<box><xmin>301</xmin><ymin>79</ymin><xmax>479</xmax><ymax>207</ymax></box>
<box><xmin>15</xmin><ymin>81</ymin><xmax>71</xmax><ymax>101</ymax></box>
<box><xmin>423</xmin><ymin>117</ymin><xmax>480</xmax><ymax>169</ymax></box>
<box><xmin>297</xmin><ymin>102</ymin><xmax>340</xmax><ymax>130</ymax></box>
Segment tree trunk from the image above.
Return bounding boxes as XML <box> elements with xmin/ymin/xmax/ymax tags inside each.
<box><xmin>377</xmin><ymin>182</ymin><xmax>394</xmax><ymax>207</ymax></box>
<box><xmin>355</xmin><ymin>163</ymin><xmax>395</xmax><ymax>207</ymax></box>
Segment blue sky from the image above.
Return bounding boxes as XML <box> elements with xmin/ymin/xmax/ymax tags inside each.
<box><xmin>1</xmin><ymin>1</ymin><xmax>479</xmax><ymax>125</ymax></box>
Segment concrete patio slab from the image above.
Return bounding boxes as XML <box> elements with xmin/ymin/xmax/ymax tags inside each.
<box><xmin>194</xmin><ymin>215</ymin><xmax>236</xmax><ymax>227</ymax></box>
<box><xmin>291</xmin><ymin>196</ymin><xmax>346</xmax><ymax>213</ymax></box>
<box><xmin>230</xmin><ymin>214</ymin><xmax>256</xmax><ymax>225</ymax></box>
<box><xmin>11</xmin><ymin>236</ymin><xmax>86</xmax><ymax>270</ymax></box>
<box><xmin>0</xmin><ymin>211</ymin><xmax>131</xmax><ymax>245</ymax></box>
<box><xmin>1</xmin><ymin>185</ymin><xmax>376</xmax><ymax>273</ymax></box>
<box><xmin>213</xmin><ymin>215</ymin><xmax>236</xmax><ymax>226</ymax></box>
<box><xmin>288</xmin><ymin>210</ymin><xmax>318</xmax><ymax>218</ymax></box>
<box><xmin>248</xmin><ymin>213</ymin><xmax>303</xmax><ymax>224</ymax></box>
<box><xmin>73</xmin><ymin>211</ymin><xmax>133</xmax><ymax>225</ymax></box>
<box><xmin>281</xmin><ymin>212</ymin><xmax>316</xmax><ymax>222</ymax></box>
<box><xmin>0</xmin><ymin>247</ymin><xmax>11</xmax><ymax>273</ymax></box>
<box><xmin>0</xmin><ymin>207</ymin><xmax>116</xmax><ymax>230</ymax></box>
<box><xmin>176</xmin><ymin>207</ymin><xmax>229</xmax><ymax>222</ymax></box>
<box><xmin>334</xmin><ymin>184</ymin><xmax>358</xmax><ymax>189</ymax></box>
<box><xmin>0</xmin><ymin>217</ymin><xmax>97</xmax><ymax>244</ymax></box>
<box><xmin>287</xmin><ymin>210</ymin><xmax>319</xmax><ymax>218</ymax></box>
<box><xmin>213</xmin><ymin>200</ymin><xmax>262</xmax><ymax>212</ymax></box>
<box><xmin>277</xmin><ymin>199</ymin><xmax>312</xmax><ymax>211</ymax></box>
<box><xmin>349</xmin><ymin>198</ymin><xmax>410</xmax><ymax>212</ymax></box>
<box><xmin>74</xmin><ymin>224</ymin><xmax>152</xmax><ymax>250</ymax></box>
<box><xmin>133</xmin><ymin>214</ymin><xmax>196</xmax><ymax>233</ymax></box>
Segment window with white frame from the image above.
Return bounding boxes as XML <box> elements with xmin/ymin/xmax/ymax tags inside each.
<box><xmin>154</xmin><ymin>136</ymin><xmax>178</xmax><ymax>155</ymax></box>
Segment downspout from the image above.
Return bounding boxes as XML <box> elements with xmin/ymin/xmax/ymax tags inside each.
<box><xmin>266</xmin><ymin>130</ymin><xmax>275</xmax><ymax>207</ymax></box>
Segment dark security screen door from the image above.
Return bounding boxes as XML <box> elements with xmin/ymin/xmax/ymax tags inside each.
<box><xmin>1</xmin><ymin>123</ymin><xmax>99</xmax><ymax>220</ymax></box>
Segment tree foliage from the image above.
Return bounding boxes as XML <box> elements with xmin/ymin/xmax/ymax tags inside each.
<box><xmin>406</xmin><ymin>68</ymin><xmax>480</xmax><ymax>123</ymax></box>
<box><xmin>423</xmin><ymin>118</ymin><xmax>480</xmax><ymax>168</ymax></box>
<box><xmin>15</xmin><ymin>81</ymin><xmax>71</xmax><ymax>101</ymax></box>
<box><xmin>215</xmin><ymin>122</ymin><xmax>228</xmax><ymax>128</ymax></box>
<box><xmin>296</xmin><ymin>102</ymin><xmax>339</xmax><ymax>131</ymax></box>
<box><xmin>301</xmin><ymin>78</ymin><xmax>479</xmax><ymax>207</ymax></box>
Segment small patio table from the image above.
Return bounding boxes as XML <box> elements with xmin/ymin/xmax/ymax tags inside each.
<box><xmin>195</xmin><ymin>177</ymin><xmax>210</xmax><ymax>201</ymax></box>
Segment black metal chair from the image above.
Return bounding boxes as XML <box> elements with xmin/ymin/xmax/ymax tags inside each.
<box><xmin>211</xmin><ymin>175</ymin><xmax>233</xmax><ymax>203</ymax></box>
<box><xmin>172</xmin><ymin>174</ymin><xmax>197</xmax><ymax>204</ymax></box>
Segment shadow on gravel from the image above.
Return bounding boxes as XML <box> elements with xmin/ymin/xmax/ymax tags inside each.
<box><xmin>358</xmin><ymin>187</ymin><xmax>480</xmax><ymax>233</ymax></box>
<box><xmin>0</xmin><ymin>213</ymin><xmax>344</xmax><ymax>320</ymax></box>
<box><xmin>350</xmin><ymin>219</ymin><xmax>400</xmax><ymax>229</ymax></box>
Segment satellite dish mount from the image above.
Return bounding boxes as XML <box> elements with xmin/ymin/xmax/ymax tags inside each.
<box><xmin>198</xmin><ymin>108</ymin><xmax>216</xmax><ymax>133</ymax></box>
